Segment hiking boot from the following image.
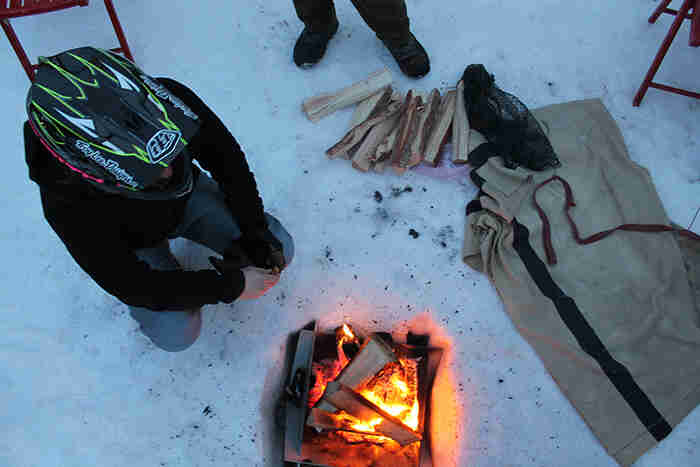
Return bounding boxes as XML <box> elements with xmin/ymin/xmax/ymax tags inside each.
<box><xmin>293</xmin><ymin>19</ymin><xmax>340</xmax><ymax>68</ymax></box>
<box><xmin>382</xmin><ymin>32</ymin><xmax>430</xmax><ymax>78</ymax></box>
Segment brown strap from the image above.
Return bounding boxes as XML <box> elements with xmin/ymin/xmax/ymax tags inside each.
<box><xmin>532</xmin><ymin>175</ymin><xmax>700</xmax><ymax>265</ymax></box>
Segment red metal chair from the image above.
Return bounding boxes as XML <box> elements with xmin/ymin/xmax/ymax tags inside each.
<box><xmin>0</xmin><ymin>0</ymin><xmax>134</xmax><ymax>81</ymax></box>
<box><xmin>633</xmin><ymin>0</ymin><xmax>699</xmax><ymax>106</ymax></box>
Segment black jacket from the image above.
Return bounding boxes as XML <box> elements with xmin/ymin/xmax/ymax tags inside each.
<box><xmin>25</xmin><ymin>78</ymin><xmax>266</xmax><ymax>310</ymax></box>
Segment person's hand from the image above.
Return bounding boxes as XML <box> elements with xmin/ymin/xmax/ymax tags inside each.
<box><xmin>209</xmin><ymin>256</ymin><xmax>279</xmax><ymax>301</ymax></box>
<box><xmin>238</xmin><ymin>266</ymin><xmax>279</xmax><ymax>300</ymax></box>
<box><xmin>239</xmin><ymin>227</ymin><xmax>286</xmax><ymax>272</ymax></box>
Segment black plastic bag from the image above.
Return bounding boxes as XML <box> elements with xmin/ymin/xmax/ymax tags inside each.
<box><xmin>461</xmin><ymin>64</ymin><xmax>560</xmax><ymax>171</ymax></box>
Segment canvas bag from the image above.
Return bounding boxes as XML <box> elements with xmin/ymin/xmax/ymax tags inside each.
<box><xmin>462</xmin><ymin>98</ymin><xmax>700</xmax><ymax>466</ymax></box>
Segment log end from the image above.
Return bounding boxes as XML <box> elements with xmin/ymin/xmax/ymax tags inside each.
<box><xmin>392</xmin><ymin>165</ymin><xmax>407</xmax><ymax>176</ymax></box>
<box><xmin>352</xmin><ymin>161</ymin><xmax>371</xmax><ymax>172</ymax></box>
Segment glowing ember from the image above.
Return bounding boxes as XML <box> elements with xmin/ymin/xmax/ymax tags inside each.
<box><xmin>308</xmin><ymin>360</ymin><xmax>344</xmax><ymax>408</ymax></box>
<box><xmin>308</xmin><ymin>324</ymin><xmax>420</xmax><ymax>446</ymax></box>
<box><xmin>300</xmin><ymin>327</ymin><xmax>435</xmax><ymax>467</ymax></box>
<box><xmin>308</xmin><ymin>324</ymin><xmax>360</xmax><ymax>407</ymax></box>
<box><xmin>359</xmin><ymin>358</ymin><xmax>420</xmax><ymax>431</ymax></box>
<box><xmin>342</xmin><ymin>323</ymin><xmax>355</xmax><ymax>340</ymax></box>
<box><xmin>351</xmin><ymin>417</ymin><xmax>383</xmax><ymax>432</ymax></box>
<box><xmin>330</xmin><ymin>357</ymin><xmax>420</xmax><ymax>443</ymax></box>
<box><xmin>332</xmin><ymin>411</ymin><xmax>385</xmax><ymax>435</ymax></box>
<box><xmin>331</xmin><ymin>411</ymin><xmax>394</xmax><ymax>443</ymax></box>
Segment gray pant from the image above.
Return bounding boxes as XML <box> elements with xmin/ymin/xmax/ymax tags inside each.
<box><xmin>129</xmin><ymin>173</ymin><xmax>294</xmax><ymax>352</ymax></box>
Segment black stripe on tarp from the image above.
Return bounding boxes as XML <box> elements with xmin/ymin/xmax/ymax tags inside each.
<box><xmin>470</xmin><ymin>169</ymin><xmax>487</xmax><ymax>189</ymax></box>
<box><xmin>511</xmin><ymin>219</ymin><xmax>672</xmax><ymax>441</ymax></box>
<box><xmin>466</xmin><ymin>199</ymin><xmax>483</xmax><ymax>216</ymax></box>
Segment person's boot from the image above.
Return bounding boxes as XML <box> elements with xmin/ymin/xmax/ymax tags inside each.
<box><xmin>293</xmin><ymin>18</ymin><xmax>340</xmax><ymax>69</ymax></box>
<box><xmin>382</xmin><ymin>32</ymin><xmax>430</xmax><ymax>78</ymax></box>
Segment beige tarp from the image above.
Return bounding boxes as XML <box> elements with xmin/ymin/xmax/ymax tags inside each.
<box><xmin>462</xmin><ymin>99</ymin><xmax>700</xmax><ymax>466</ymax></box>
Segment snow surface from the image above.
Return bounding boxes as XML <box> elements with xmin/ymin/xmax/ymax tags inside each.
<box><xmin>1</xmin><ymin>1</ymin><xmax>699</xmax><ymax>466</ymax></box>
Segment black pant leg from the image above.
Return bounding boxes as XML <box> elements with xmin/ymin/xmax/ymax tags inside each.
<box><xmin>293</xmin><ymin>0</ymin><xmax>337</xmax><ymax>31</ymax></box>
<box><xmin>349</xmin><ymin>0</ymin><xmax>410</xmax><ymax>42</ymax></box>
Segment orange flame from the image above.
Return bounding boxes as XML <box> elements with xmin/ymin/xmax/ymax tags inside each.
<box><xmin>309</xmin><ymin>325</ymin><xmax>420</xmax><ymax>443</ymax></box>
<box><xmin>351</xmin><ymin>417</ymin><xmax>383</xmax><ymax>432</ymax></box>
<box><xmin>358</xmin><ymin>358</ymin><xmax>420</xmax><ymax>431</ymax></box>
<box><xmin>308</xmin><ymin>324</ymin><xmax>360</xmax><ymax>407</ymax></box>
<box><xmin>342</xmin><ymin>323</ymin><xmax>355</xmax><ymax>339</ymax></box>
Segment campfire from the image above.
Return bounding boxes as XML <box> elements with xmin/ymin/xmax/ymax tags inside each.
<box><xmin>282</xmin><ymin>321</ymin><xmax>443</xmax><ymax>467</ymax></box>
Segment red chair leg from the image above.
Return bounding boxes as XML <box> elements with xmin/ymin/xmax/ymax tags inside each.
<box><xmin>633</xmin><ymin>0</ymin><xmax>694</xmax><ymax>106</ymax></box>
<box><xmin>649</xmin><ymin>0</ymin><xmax>674</xmax><ymax>23</ymax></box>
<box><xmin>1</xmin><ymin>18</ymin><xmax>36</xmax><ymax>81</ymax></box>
<box><xmin>103</xmin><ymin>0</ymin><xmax>134</xmax><ymax>62</ymax></box>
<box><xmin>690</xmin><ymin>0</ymin><xmax>699</xmax><ymax>46</ymax></box>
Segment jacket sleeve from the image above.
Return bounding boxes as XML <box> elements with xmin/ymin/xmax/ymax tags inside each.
<box><xmin>155</xmin><ymin>77</ymin><xmax>268</xmax><ymax>234</ymax></box>
<box><xmin>39</xmin><ymin>190</ymin><xmax>245</xmax><ymax>311</ymax></box>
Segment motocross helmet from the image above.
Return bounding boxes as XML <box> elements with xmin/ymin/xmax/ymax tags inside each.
<box><xmin>26</xmin><ymin>47</ymin><xmax>200</xmax><ymax>200</ymax></box>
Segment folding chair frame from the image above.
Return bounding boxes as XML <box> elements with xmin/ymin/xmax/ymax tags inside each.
<box><xmin>633</xmin><ymin>0</ymin><xmax>699</xmax><ymax>106</ymax></box>
<box><xmin>0</xmin><ymin>0</ymin><xmax>133</xmax><ymax>81</ymax></box>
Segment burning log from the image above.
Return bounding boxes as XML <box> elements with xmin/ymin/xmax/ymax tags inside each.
<box><xmin>308</xmin><ymin>407</ymin><xmax>349</xmax><ymax>433</ymax></box>
<box><xmin>307</xmin><ymin>407</ymin><xmax>392</xmax><ymax>438</ymax></box>
<box><xmin>308</xmin><ymin>324</ymin><xmax>362</xmax><ymax>408</ymax></box>
<box><xmin>313</xmin><ymin>333</ymin><xmax>396</xmax><ymax>413</ymax></box>
<box><xmin>285</xmin><ymin>322</ymin><xmax>445</xmax><ymax>467</ymax></box>
<box><xmin>390</xmin><ymin>90</ymin><xmax>423</xmax><ymax>175</ymax></box>
<box><xmin>453</xmin><ymin>80</ymin><xmax>487</xmax><ymax>164</ymax></box>
<box><xmin>337</xmin><ymin>334</ymin><xmax>398</xmax><ymax>389</ymax></box>
<box><xmin>319</xmin><ymin>381</ymin><xmax>422</xmax><ymax>446</ymax></box>
<box><xmin>422</xmin><ymin>89</ymin><xmax>457</xmax><ymax>167</ymax></box>
<box><xmin>303</xmin><ymin>68</ymin><xmax>393</xmax><ymax>123</ymax></box>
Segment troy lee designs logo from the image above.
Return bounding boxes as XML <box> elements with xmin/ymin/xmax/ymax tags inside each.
<box><xmin>75</xmin><ymin>140</ymin><xmax>138</xmax><ymax>188</ymax></box>
<box><xmin>147</xmin><ymin>129</ymin><xmax>181</xmax><ymax>163</ymax></box>
<box><xmin>139</xmin><ymin>74</ymin><xmax>199</xmax><ymax>120</ymax></box>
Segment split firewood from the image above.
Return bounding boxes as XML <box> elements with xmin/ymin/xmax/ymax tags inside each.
<box><xmin>392</xmin><ymin>108</ymin><xmax>422</xmax><ymax>175</ymax></box>
<box><xmin>326</xmin><ymin>99</ymin><xmax>401</xmax><ymax>159</ymax></box>
<box><xmin>302</xmin><ymin>68</ymin><xmax>393</xmax><ymax>123</ymax></box>
<box><xmin>351</xmin><ymin>113</ymin><xmax>401</xmax><ymax>172</ymax></box>
<box><xmin>453</xmin><ymin>80</ymin><xmax>487</xmax><ymax>164</ymax></box>
<box><xmin>395</xmin><ymin>90</ymin><xmax>427</xmax><ymax>172</ymax></box>
<box><xmin>319</xmin><ymin>381</ymin><xmax>422</xmax><ymax>446</ymax></box>
<box><xmin>344</xmin><ymin>145</ymin><xmax>359</xmax><ymax>162</ymax></box>
<box><xmin>407</xmin><ymin>88</ymin><xmax>441</xmax><ymax>168</ymax></box>
<box><xmin>365</xmin><ymin>91</ymin><xmax>403</xmax><ymax>165</ymax></box>
<box><xmin>340</xmin><ymin>87</ymin><xmax>394</xmax><ymax>160</ymax></box>
<box><xmin>374</xmin><ymin>124</ymin><xmax>399</xmax><ymax>164</ymax></box>
<box><xmin>349</xmin><ymin>86</ymin><xmax>393</xmax><ymax>129</ymax></box>
<box><xmin>337</xmin><ymin>335</ymin><xmax>397</xmax><ymax>389</ymax></box>
<box><xmin>390</xmin><ymin>91</ymin><xmax>422</xmax><ymax>175</ymax></box>
<box><xmin>423</xmin><ymin>89</ymin><xmax>457</xmax><ymax>167</ymax></box>
<box><xmin>373</xmin><ymin>160</ymin><xmax>386</xmax><ymax>173</ymax></box>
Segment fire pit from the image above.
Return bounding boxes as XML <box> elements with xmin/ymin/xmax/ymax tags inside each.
<box><xmin>281</xmin><ymin>321</ymin><xmax>444</xmax><ymax>467</ymax></box>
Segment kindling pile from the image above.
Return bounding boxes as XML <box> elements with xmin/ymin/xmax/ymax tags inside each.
<box><xmin>302</xmin><ymin>68</ymin><xmax>486</xmax><ymax>176</ymax></box>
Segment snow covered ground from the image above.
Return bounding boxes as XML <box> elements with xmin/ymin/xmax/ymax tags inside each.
<box><xmin>1</xmin><ymin>1</ymin><xmax>698</xmax><ymax>466</ymax></box>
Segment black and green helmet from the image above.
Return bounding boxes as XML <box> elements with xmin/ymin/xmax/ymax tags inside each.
<box><xmin>27</xmin><ymin>47</ymin><xmax>200</xmax><ymax>200</ymax></box>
